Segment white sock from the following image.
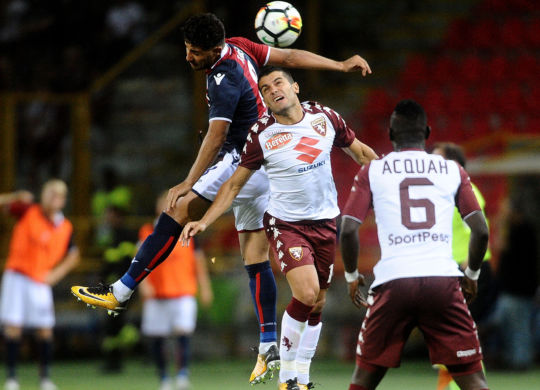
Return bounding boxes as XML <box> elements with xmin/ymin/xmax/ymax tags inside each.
<box><xmin>296</xmin><ymin>322</ymin><xmax>322</xmax><ymax>385</ymax></box>
<box><xmin>279</xmin><ymin>311</ymin><xmax>306</xmax><ymax>383</ymax></box>
<box><xmin>259</xmin><ymin>341</ymin><xmax>276</xmax><ymax>355</ymax></box>
<box><xmin>111</xmin><ymin>280</ymin><xmax>133</xmax><ymax>302</ymax></box>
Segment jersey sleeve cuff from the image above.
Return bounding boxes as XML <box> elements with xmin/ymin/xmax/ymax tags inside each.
<box><xmin>342</xmin><ymin>214</ymin><xmax>363</xmax><ymax>224</ymax></box>
<box><xmin>209</xmin><ymin>117</ymin><xmax>233</xmax><ymax>123</ymax></box>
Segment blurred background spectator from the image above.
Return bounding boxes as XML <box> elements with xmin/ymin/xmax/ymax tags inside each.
<box><xmin>488</xmin><ymin>196</ymin><xmax>539</xmax><ymax>370</ymax></box>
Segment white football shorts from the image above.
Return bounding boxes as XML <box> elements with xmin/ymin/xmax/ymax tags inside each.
<box><xmin>0</xmin><ymin>270</ymin><xmax>55</xmax><ymax>328</ymax></box>
<box><xmin>141</xmin><ymin>296</ymin><xmax>197</xmax><ymax>336</ymax></box>
<box><xmin>192</xmin><ymin>149</ymin><xmax>269</xmax><ymax>231</ymax></box>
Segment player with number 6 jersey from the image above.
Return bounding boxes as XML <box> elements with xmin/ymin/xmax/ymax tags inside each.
<box><xmin>340</xmin><ymin>100</ymin><xmax>490</xmax><ymax>390</ymax></box>
<box><xmin>181</xmin><ymin>66</ymin><xmax>377</xmax><ymax>390</ymax></box>
<box><xmin>347</xmin><ymin>150</ymin><xmax>476</xmax><ymax>289</ymax></box>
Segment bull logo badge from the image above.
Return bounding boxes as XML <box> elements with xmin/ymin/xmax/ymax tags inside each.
<box><xmin>311</xmin><ymin>117</ymin><xmax>327</xmax><ymax>136</ymax></box>
<box><xmin>289</xmin><ymin>247</ymin><xmax>303</xmax><ymax>261</ymax></box>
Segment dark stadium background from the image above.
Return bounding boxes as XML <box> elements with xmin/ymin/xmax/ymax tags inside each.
<box><xmin>0</xmin><ymin>0</ymin><xmax>539</xmax><ymax>387</ymax></box>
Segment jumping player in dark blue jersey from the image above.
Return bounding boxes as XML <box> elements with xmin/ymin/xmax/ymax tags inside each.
<box><xmin>72</xmin><ymin>13</ymin><xmax>372</xmax><ymax>386</ymax></box>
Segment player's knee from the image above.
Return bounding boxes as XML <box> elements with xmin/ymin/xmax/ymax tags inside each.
<box><xmin>295</xmin><ymin>287</ymin><xmax>319</xmax><ymax>306</ymax></box>
<box><xmin>36</xmin><ymin>328</ymin><xmax>53</xmax><ymax>340</ymax></box>
<box><xmin>167</xmin><ymin>205</ymin><xmax>188</xmax><ymax>225</ymax></box>
<box><xmin>4</xmin><ymin>325</ymin><xmax>22</xmax><ymax>339</ymax></box>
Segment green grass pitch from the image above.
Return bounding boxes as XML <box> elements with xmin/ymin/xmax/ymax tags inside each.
<box><xmin>6</xmin><ymin>358</ymin><xmax>540</xmax><ymax>389</ymax></box>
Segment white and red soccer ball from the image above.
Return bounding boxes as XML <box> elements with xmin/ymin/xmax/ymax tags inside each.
<box><xmin>254</xmin><ymin>1</ymin><xmax>302</xmax><ymax>48</ymax></box>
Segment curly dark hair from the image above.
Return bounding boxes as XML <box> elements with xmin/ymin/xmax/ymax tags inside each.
<box><xmin>182</xmin><ymin>13</ymin><xmax>225</xmax><ymax>50</ymax></box>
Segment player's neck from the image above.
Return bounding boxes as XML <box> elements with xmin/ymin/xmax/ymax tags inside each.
<box><xmin>394</xmin><ymin>141</ymin><xmax>425</xmax><ymax>151</ymax></box>
<box><xmin>272</xmin><ymin>104</ymin><xmax>304</xmax><ymax>125</ymax></box>
<box><xmin>40</xmin><ymin>205</ymin><xmax>59</xmax><ymax>221</ymax></box>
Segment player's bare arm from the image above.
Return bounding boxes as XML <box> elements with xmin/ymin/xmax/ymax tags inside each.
<box><xmin>339</xmin><ymin>216</ymin><xmax>368</xmax><ymax>308</ymax></box>
<box><xmin>0</xmin><ymin>190</ymin><xmax>34</xmax><ymax>208</ymax></box>
<box><xmin>267</xmin><ymin>47</ymin><xmax>372</xmax><ymax>76</ymax></box>
<box><xmin>344</xmin><ymin>138</ymin><xmax>379</xmax><ymax>165</ymax></box>
<box><xmin>166</xmin><ymin>120</ymin><xmax>230</xmax><ymax>211</ymax></box>
<box><xmin>461</xmin><ymin>211</ymin><xmax>489</xmax><ymax>303</ymax></box>
<box><xmin>180</xmin><ymin>166</ymin><xmax>255</xmax><ymax>244</ymax></box>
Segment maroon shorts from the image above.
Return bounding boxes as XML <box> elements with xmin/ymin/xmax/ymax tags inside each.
<box><xmin>356</xmin><ymin>277</ymin><xmax>482</xmax><ymax>368</ymax></box>
<box><xmin>263</xmin><ymin>212</ymin><xmax>337</xmax><ymax>289</ymax></box>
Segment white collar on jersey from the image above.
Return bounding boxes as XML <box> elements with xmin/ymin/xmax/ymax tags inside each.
<box><xmin>210</xmin><ymin>44</ymin><xmax>231</xmax><ymax>70</ymax></box>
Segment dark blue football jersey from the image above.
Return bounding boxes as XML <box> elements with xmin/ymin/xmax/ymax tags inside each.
<box><xmin>206</xmin><ymin>37</ymin><xmax>270</xmax><ymax>155</ymax></box>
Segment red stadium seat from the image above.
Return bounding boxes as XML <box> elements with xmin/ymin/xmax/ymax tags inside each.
<box><xmin>444</xmin><ymin>20</ymin><xmax>469</xmax><ymax>50</ymax></box>
<box><xmin>500</xmin><ymin>18</ymin><xmax>526</xmax><ymax>49</ymax></box>
<box><xmin>523</xmin><ymin>85</ymin><xmax>540</xmax><ymax>114</ymax></box>
<box><xmin>421</xmin><ymin>88</ymin><xmax>446</xmax><ymax>117</ymax></box>
<box><xmin>497</xmin><ymin>83</ymin><xmax>524</xmax><ymax>116</ymax></box>
<box><xmin>513</xmin><ymin>0</ymin><xmax>537</xmax><ymax>13</ymax></box>
<box><xmin>524</xmin><ymin>115</ymin><xmax>540</xmax><ymax>135</ymax></box>
<box><xmin>514</xmin><ymin>53</ymin><xmax>538</xmax><ymax>83</ymax></box>
<box><xmin>362</xmin><ymin>88</ymin><xmax>394</xmax><ymax>120</ymax></box>
<box><xmin>499</xmin><ymin>117</ymin><xmax>519</xmax><ymax>134</ymax></box>
<box><xmin>471</xmin><ymin>86</ymin><xmax>497</xmax><ymax>115</ymax></box>
<box><xmin>486</xmin><ymin>55</ymin><xmax>509</xmax><ymax>85</ymax></box>
<box><xmin>527</xmin><ymin>17</ymin><xmax>540</xmax><ymax>48</ymax></box>
<box><xmin>430</xmin><ymin>56</ymin><xmax>456</xmax><ymax>85</ymax></box>
<box><xmin>447</xmin><ymin>85</ymin><xmax>474</xmax><ymax>116</ymax></box>
<box><xmin>469</xmin><ymin>19</ymin><xmax>499</xmax><ymax>51</ymax></box>
<box><xmin>468</xmin><ymin>115</ymin><xmax>492</xmax><ymax>137</ymax></box>
<box><xmin>446</xmin><ymin>115</ymin><xmax>466</xmax><ymax>141</ymax></box>
<box><xmin>400</xmin><ymin>55</ymin><xmax>428</xmax><ymax>89</ymax></box>
<box><xmin>458</xmin><ymin>53</ymin><xmax>483</xmax><ymax>85</ymax></box>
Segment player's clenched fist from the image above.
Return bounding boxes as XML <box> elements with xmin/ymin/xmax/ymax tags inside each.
<box><xmin>180</xmin><ymin>221</ymin><xmax>208</xmax><ymax>246</ymax></box>
<box><xmin>460</xmin><ymin>276</ymin><xmax>478</xmax><ymax>304</ymax></box>
<box><xmin>347</xmin><ymin>274</ymin><xmax>368</xmax><ymax>309</ymax></box>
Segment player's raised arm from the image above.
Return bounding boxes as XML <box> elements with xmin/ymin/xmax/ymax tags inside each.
<box><xmin>343</xmin><ymin>138</ymin><xmax>379</xmax><ymax>165</ymax></box>
<box><xmin>267</xmin><ymin>47</ymin><xmax>372</xmax><ymax>76</ymax></box>
<box><xmin>166</xmin><ymin>120</ymin><xmax>230</xmax><ymax>211</ymax></box>
<box><xmin>180</xmin><ymin>166</ymin><xmax>255</xmax><ymax>244</ymax></box>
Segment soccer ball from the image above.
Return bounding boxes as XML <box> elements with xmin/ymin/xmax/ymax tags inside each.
<box><xmin>254</xmin><ymin>1</ymin><xmax>302</xmax><ymax>48</ymax></box>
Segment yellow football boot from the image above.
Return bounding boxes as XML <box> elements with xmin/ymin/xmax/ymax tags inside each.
<box><xmin>278</xmin><ymin>379</ymin><xmax>299</xmax><ymax>390</ymax></box>
<box><xmin>71</xmin><ymin>283</ymin><xmax>126</xmax><ymax>316</ymax></box>
<box><xmin>249</xmin><ymin>344</ymin><xmax>280</xmax><ymax>384</ymax></box>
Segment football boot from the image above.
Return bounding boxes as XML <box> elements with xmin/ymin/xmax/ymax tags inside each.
<box><xmin>249</xmin><ymin>344</ymin><xmax>280</xmax><ymax>384</ymax></box>
<box><xmin>278</xmin><ymin>378</ymin><xmax>300</xmax><ymax>390</ymax></box>
<box><xmin>71</xmin><ymin>283</ymin><xmax>126</xmax><ymax>316</ymax></box>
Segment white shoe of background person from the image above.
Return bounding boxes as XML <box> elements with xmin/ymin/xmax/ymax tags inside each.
<box><xmin>4</xmin><ymin>378</ymin><xmax>20</xmax><ymax>390</ymax></box>
<box><xmin>40</xmin><ymin>378</ymin><xmax>58</xmax><ymax>390</ymax></box>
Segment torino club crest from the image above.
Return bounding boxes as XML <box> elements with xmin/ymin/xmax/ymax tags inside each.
<box><xmin>311</xmin><ymin>117</ymin><xmax>327</xmax><ymax>136</ymax></box>
<box><xmin>289</xmin><ymin>247</ymin><xmax>303</xmax><ymax>261</ymax></box>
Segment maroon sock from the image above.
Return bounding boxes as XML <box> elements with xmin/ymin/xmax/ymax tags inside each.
<box><xmin>286</xmin><ymin>297</ymin><xmax>313</xmax><ymax>323</ymax></box>
<box><xmin>307</xmin><ymin>311</ymin><xmax>322</xmax><ymax>326</ymax></box>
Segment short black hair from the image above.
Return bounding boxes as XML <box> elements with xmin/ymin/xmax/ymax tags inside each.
<box><xmin>182</xmin><ymin>13</ymin><xmax>225</xmax><ymax>50</ymax></box>
<box><xmin>433</xmin><ymin>142</ymin><xmax>467</xmax><ymax>168</ymax></box>
<box><xmin>257</xmin><ymin>66</ymin><xmax>294</xmax><ymax>87</ymax></box>
<box><xmin>390</xmin><ymin>99</ymin><xmax>428</xmax><ymax>144</ymax></box>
